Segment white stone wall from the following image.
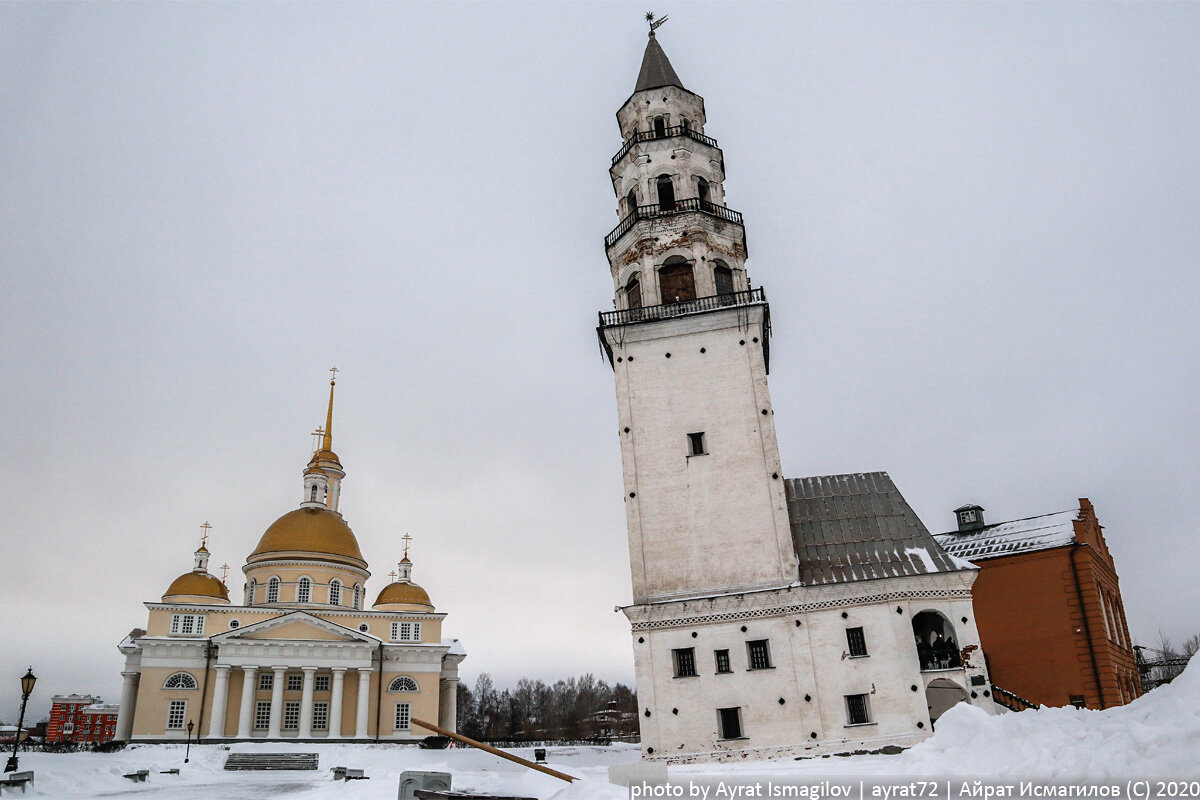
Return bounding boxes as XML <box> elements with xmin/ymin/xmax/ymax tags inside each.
<box><xmin>605</xmin><ymin>305</ymin><xmax>795</xmax><ymax>604</ymax></box>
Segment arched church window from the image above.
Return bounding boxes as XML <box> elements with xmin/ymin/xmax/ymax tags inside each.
<box><xmin>625</xmin><ymin>275</ymin><xmax>642</xmax><ymax>310</ymax></box>
<box><xmin>912</xmin><ymin>610</ymin><xmax>961</xmax><ymax>671</ymax></box>
<box><xmin>656</xmin><ymin>175</ymin><xmax>676</xmax><ymax>211</ymax></box>
<box><xmin>310</xmin><ymin>485</ymin><xmax>318</xmax><ymax>502</ymax></box>
<box><xmin>388</xmin><ymin>676</ymin><xmax>419</xmax><ymax>693</ymax></box>
<box><xmin>353</xmin><ymin>584</ymin><xmax>362</xmax><ymax>609</ymax></box>
<box><xmin>247</xmin><ymin>579</ymin><xmax>256</xmax><ymax>606</ymax></box>
<box><xmin>658</xmin><ymin>256</ymin><xmax>696</xmax><ymax>304</ymax></box>
<box><xmin>626</xmin><ymin>189</ymin><xmax>638</xmax><ymax>217</ymax></box>
<box><xmin>163</xmin><ymin>672</ymin><xmax>198</xmax><ymax>690</ymax></box>
<box><xmin>267</xmin><ymin>577</ymin><xmax>280</xmax><ymax>604</ymax></box>
<box><xmin>653</xmin><ymin>116</ymin><xmax>667</xmax><ymax>137</ymax></box>
<box><xmin>329</xmin><ymin>579</ymin><xmax>341</xmax><ymax>606</ymax></box>
<box><xmin>713</xmin><ymin>261</ymin><xmax>734</xmax><ymax>296</ymax></box>
<box><xmin>297</xmin><ymin>577</ymin><xmax>312</xmax><ymax>603</ymax></box>
<box><xmin>697</xmin><ymin>177</ymin><xmax>710</xmax><ymax>205</ymax></box>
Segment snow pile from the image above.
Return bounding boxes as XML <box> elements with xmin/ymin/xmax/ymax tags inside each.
<box><xmin>898</xmin><ymin>659</ymin><xmax>1200</xmax><ymax>778</ymax></box>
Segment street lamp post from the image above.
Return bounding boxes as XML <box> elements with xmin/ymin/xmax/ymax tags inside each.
<box><xmin>184</xmin><ymin>720</ymin><xmax>194</xmax><ymax>763</ymax></box>
<box><xmin>4</xmin><ymin>668</ymin><xmax>37</xmax><ymax>773</ymax></box>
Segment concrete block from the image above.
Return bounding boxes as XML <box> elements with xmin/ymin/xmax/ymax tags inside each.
<box><xmin>398</xmin><ymin>770</ymin><xmax>452</xmax><ymax>800</ymax></box>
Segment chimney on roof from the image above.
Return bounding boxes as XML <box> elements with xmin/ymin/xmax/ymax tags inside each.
<box><xmin>954</xmin><ymin>504</ymin><xmax>985</xmax><ymax>532</ymax></box>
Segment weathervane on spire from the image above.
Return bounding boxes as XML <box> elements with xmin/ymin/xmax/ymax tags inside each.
<box><xmin>199</xmin><ymin>521</ymin><xmax>212</xmax><ymax>548</ymax></box>
<box><xmin>401</xmin><ymin>532</ymin><xmax>413</xmax><ymax>560</ymax></box>
<box><xmin>645</xmin><ymin>11</ymin><xmax>668</xmax><ymax>34</ymax></box>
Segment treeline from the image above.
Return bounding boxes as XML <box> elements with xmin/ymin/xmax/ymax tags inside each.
<box><xmin>456</xmin><ymin>673</ymin><xmax>638</xmax><ymax>743</ymax></box>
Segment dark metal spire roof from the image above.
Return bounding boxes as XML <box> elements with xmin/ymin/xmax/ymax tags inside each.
<box><xmin>634</xmin><ymin>32</ymin><xmax>685</xmax><ymax>93</ymax></box>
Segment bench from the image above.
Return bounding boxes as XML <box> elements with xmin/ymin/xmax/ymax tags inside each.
<box><xmin>122</xmin><ymin>770</ymin><xmax>149</xmax><ymax>783</ymax></box>
<box><xmin>160</xmin><ymin>768</ymin><xmax>180</xmax><ymax>775</ymax></box>
<box><xmin>330</xmin><ymin>766</ymin><xmax>367</xmax><ymax>781</ymax></box>
<box><xmin>0</xmin><ymin>772</ymin><xmax>34</xmax><ymax>794</ymax></box>
<box><xmin>224</xmin><ymin>753</ymin><xmax>319</xmax><ymax>771</ymax></box>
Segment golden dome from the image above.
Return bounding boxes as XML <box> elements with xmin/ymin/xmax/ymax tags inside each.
<box><xmin>163</xmin><ymin>571</ymin><xmax>230</xmax><ymax>603</ymax></box>
<box><xmin>248</xmin><ymin>507</ymin><xmax>366</xmax><ymax>567</ymax></box>
<box><xmin>373</xmin><ymin>581</ymin><xmax>433</xmax><ymax>610</ymax></box>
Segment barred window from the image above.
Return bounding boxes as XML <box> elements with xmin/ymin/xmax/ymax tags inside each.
<box><xmin>312</xmin><ymin>702</ymin><xmax>329</xmax><ymax>731</ymax></box>
<box><xmin>283</xmin><ymin>701</ymin><xmax>300</xmax><ymax>730</ymax></box>
<box><xmin>714</xmin><ymin>649</ymin><xmax>732</xmax><ymax>674</ymax></box>
<box><xmin>846</xmin><ymin>627</ymin><xmax>868</xmax><ymax>657</ymax></box>
<box><xmin>846</xmin><ymin>693</ymin><xmax>871</xmax><ymax>725</ymax></box>
<box><xmin>747</xmin><ymin>640</ymin><xmax>772</xmax><ymax>670</ymax></box>
<box><xmin>259</xmin><ymin>673</ymin><xmax>274</xmax><ymax>691</ymax></box>
<box><xmin>394</xmin><ymin>702</ymin><xmax>411</xmax><ymax>731</ymax></box>
<box><xmin>166</xmin><ymin>700</ymin><xmax>186</xmax><ymax>730</ymax></box>
<box><xmin>314</xmin><ymin>675</ymin><xmax>330</xmax><ymax>692</ymax></box>
<box><xmin>254</xmin><ymin>701</ymin><xmax>271</xmax><ymax>729</ymax></box>
<box><xmin>297</xmin><ymin>577</ymin><xmax>312</xmax><ymax>603</ymax></box>
<box><xmin>389</xmin><ymin>675</ymin><xmax>419</xmax><ymax>692</ymax></box>
<box><xmin>267</xmin><ymin>577</ymin><xmax>280</xmax><ymax>603</ymax></box>
<box><xmin>286</xmin><ymin>673</ymin><xmax>303</xmax><ymax>691</ymax></box>
<box><xmin>163</xmin><ymin>672</ymin><xmax>198</xmax><ymax>690</ymax></box>
<box><xmin>329</xmin><ymin>579</ymin><xmax>341</xmax><ymax>605</ymax></box>
<box><xmin>673</xmin><ymin>647</ymin><xmax>697</xmax><ymax>678</ymax></box>
<box><xmin>170</xmin><ymin>614</ymin><xmax>205</xmax><ymax>636</ymax></box>
<box><xmin>390</xmin><ymin>622</ymin><xmax>422</xmax><ymax>642</ymax></box>
<box><xmin>353</xmin><ymin>584</ymin><xmax>362</xmax><ymax>609</ymax></box>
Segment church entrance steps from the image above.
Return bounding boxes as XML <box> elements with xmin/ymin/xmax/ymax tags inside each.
<box><xmin>222</xmin><ymin>753</ymin><xmax>319</xmax><ymax>771</ymax></box>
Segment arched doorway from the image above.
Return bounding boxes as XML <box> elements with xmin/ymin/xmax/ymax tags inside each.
<box><xmin>658</xmin><ymin>257</ymin><xmax>695</xmax><ymax>304</ymax></box>
<box><xmin>926</xmin><ymin>678</ymin><xmax>970</xmax><ymax>729</ymax></box>
<box><xmin>912</xmin><ymin>610</ymin><xmax>961</xmax><ymax>671</ymax></box>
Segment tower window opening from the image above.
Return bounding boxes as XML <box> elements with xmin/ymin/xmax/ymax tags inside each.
<box><xmin>626</xmin><ymin>189</ymin><xmax>638</xmax><ymax>217</ymax></box>
<box><xmin>353</xmin><ymin>584</ymin><xmax>362</xmax><ymax>609</ymax></box>
<box><xmin>687</xmin><ymin>432</ymin><xmax>707</xmax><ymax>456</ymax></box>
<box><xmin>681</xmin><ymin>117</ymin><xmax>691</xmax><ymax>130</ymax></box>
<box><xmin>310</xmin><ymin>485</ymin><xmax>318</xmax><ymax>502</ymax></box>
<box><xmin>655</xmin><ymin>174</ymin><xmax>676</xmax><ymax>211</ymax></box>
<box><xmin>247</xmin><ymin>579</ymin><xmax>256</xmax><ymax>606</ymax></box>
<box><xmin>713</xmin><ymin>262</ymin><xmax>734</xmax><ymax>296</ymax></box>
<box><xmin>267</xmin><ymin>577</ymin><xmax>280</xmax><ymax>603</ymax></box>
<box><xmin>625</xmin><ymin>275</ymin><xmax>642</xmax><ymax>310</ymax></box>
<box><xmin>846</xmin><ymin>694</ymin><xmax>872</xmax><ymax>725</ymax></box>
<box><xmin>714</xmin><ymin>649</ymin><xmax>732</xmax><ymax>674</ymax></box>
<box><xmin>747</xmin><ymin>639</ymin><xmax>772</xmax><ymax>670</ymax></box>
<box><xmin>673</xmin><ymin>647</ymin><xmax>697</xmax><ymax>678</ymax></box>
<box><xmin>718</xmin><ymin>707</ymin><xmax>742</xmax><ymax>739</ymax></box>
<box><xmin>846</xmin><ymin>627</ymin><xmax>868</xmax><ymax>657</ymax></box>
<box><xmin>297</xmin><ymin>577</ymin><xmax>312</xmax><ymax>603</ymax></box>
<box><xmin>653</xmin><ymin>116</ymin><xmax>667</xmax><ymax>137</ymax></box>
<box><xmin>697</xmin><ymin>177</ymin><xmax>710</xmax><ymax>205</ymax></box>
<box><xmin>329</xmin><ymin>579</ymin><xmax>341</xmax><ymax>605</ymax></box>
<box><xmin>658</xmin><ymin>257</ymin><xmax>695</xmax><ymax>303</ymax></box>
<box><xmin>913</xmin><ymin>610</ymin><xmax>961</xmax><ymax>671</ymax></box>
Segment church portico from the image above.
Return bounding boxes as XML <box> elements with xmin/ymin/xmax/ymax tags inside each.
<box><xmin>117</xmin><ymin>375</ymin><xmax>466</xmax><ymax>742</ymax></box>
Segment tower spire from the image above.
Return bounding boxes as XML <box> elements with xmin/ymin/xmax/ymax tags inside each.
<box><xmin>322</xmin><ymin>366</ymin><xmax>338</xmax><ymax>453</ymax></box>
<box><xmin>634</xmin><ymin>17</ymin><xmax>684</xmax><ymax>93</ymax></box>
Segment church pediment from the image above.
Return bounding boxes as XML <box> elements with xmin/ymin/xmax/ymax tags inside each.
<box><xmin>211</xmin><ymin>611</ymin><xmax>379</xmax><ymax>644</ymax></box>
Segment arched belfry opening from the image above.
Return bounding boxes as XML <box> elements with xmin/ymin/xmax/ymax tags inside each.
<box><xmin>656</xmin><ymin>175</ymin><xmax>676</xmax><ymax>211</ymax></box>
<box><xmin>697</xmin><ymin>177</ymin><xmax>710</xmax><ymax>205</ymax></box>
<box><xmin>626</xmin><ymin>189</ymin><xmax>638</xmax><ymax>217</ymax></box>
<box><xmin>653</xmin><ymin>116</ymin><xmax>667</xmax><ymax>137</ymax></box>
<box><xmin>625</xmin><ymin>274</ymin><xmax>642</xmax><ymax>309</ymax></box>
<box><xmin>913</xmin><ymin>610</ymin><xmax>962</xmax><ymax>671</ymax></box>
<box><xmin>658</xmin><ymin>256</ymin><xmax>695</xmax><ymax>304</ymax></box>
<box><xmin>713</xmin><ymin>261</ymin><xmax>734</xmax><ymax>296</ymax></box>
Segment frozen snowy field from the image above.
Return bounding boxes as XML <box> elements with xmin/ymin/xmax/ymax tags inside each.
<box><xmin>11</xmin><ymin>662</ymin><xmax>1198</xmax><ymax>799</ymax></box>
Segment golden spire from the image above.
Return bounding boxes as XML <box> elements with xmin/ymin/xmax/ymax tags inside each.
<box><xmin>321</xmin><ymin>367</ymin><xmax>338</xmax><ymax>453</ymax></box>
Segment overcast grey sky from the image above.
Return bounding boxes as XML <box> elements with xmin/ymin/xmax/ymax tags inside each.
<box><xmin>2</xmin><ymin>2</ymin><xmax>1198</xmax><ymax>720</ymax></box>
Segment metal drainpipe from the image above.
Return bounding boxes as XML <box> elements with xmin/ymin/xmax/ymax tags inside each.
<box><xmin>1070</xmin><ymin>542</ymin><xmax>1105</xmax><ymax>709</ymax></box>
<box><xmin>195</xmin><ymin>642</ymin><xmax>216</xmax><ymax>742</ymax></box>
<box><xmin>374</xmin><ymin>640</ymin><xmax>384</xmax><ymax>742</ymax></box>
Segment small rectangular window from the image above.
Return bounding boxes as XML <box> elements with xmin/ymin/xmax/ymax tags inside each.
<box><xmin>286</xmin><ymin>673</ymin><xmax>303</xmax><ymax>691</ymax></box>
<box><xmin>717</xmin><ymin>707</ymin><xmax>742</xmax><ymax>739</ymax></box>
<box><xmin>283</xmin><ymin>701</ymin><xmax>300</xmax><ymax>730</ymax></box>
<box><xmin>166</xmin><ymin>700</ymin><xmax>186</xmax><ymax>730</ymax></box>
<box><xmin>673</xmin><ymin>647</ymin><xmax>697</xmax><ymax>677</ymax></box>
<box><xmin>394</xmin><ymin>702</ymin><xmax>411</xmax><ymax>731</ymax></box>
<box><xmin>714</xmin><ymin>649</ymin><xmax>731</xmax><ymax>674</ymax></box>
<box><xmin>312</xmin><ymin>702</ymin><xmax>329</xmax><ymax>731</ymax></box>
<box><xmin>391</xmin><ymin>622</ymin><xmax>400</xmax><ymax>641</ymax></box>
<box><xmin>170</xmin><ymin>615</ymin><xmax>181</xmax><ymax>634</ymax></box>
<box><xmin>747</xmin><ymin>640</ymin><xmax>772</xmax><ymax>670</ymax></box>
<box><xmin>314</xmin><ymin>675</ymin><xmax>330</xmax><ymax>692</ymax></box>
<box><xmin>846</xmin><ymin>693</ymin><xmax>871</xmax><ymax>725</ymax></box>
<box><xmin>687</xmin><ymin>432</ymin><xmax>707</xmax><ymax>456</ymax></box>
<box><xmin>254</xmin><ymin>701</ymin><xmax>271</xmax><ymax>730</ymax></box>
<box><xmin>846</xmin><ymin>627</ymin><xmax>868</xmax><ymax>657</ymax></box>
<box><xmin>411</xmin><ymin>622</ymin><xmax>421</xmax><ymax>641</ymax></box>
<box><xmin>180</xmin><ymin>615</ymin><xmax>195</xmax><ymax>635</ymax></box>
<box><xmin>259</xmin><ymin>673</ymin><xmax>274</xmax><ymax>691</ymax></box>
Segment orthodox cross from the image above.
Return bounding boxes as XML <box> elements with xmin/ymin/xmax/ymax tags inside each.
<box><xmin>199</xmin><ymin>521</ymin><xmax>212</xmax><ymax>548</ymax></box>
<box><xmin>401</xmin><ymin>532</ymin><xmax>413</xmax><ymax>560</ymax></box>
<box><xmin>311</xmin><ymin>427</ymin><xmax>325</xmax><ymax>451</ymax></box>
<box><xmin>220</xmin><ymin>563</ymin><xmax>230</xmax><ymax>583</ymax></box>
<box><xmin>388</xmin><ymin>569</ymin><xmax>397</xmax><ymax>582</ymax></box>
<box><xmin>328</xmin><ymin>365</ymin><xmax>339</xmax><ymax>384</ymax></box>
<box><xmin>645</xmin><ymin>11</ymin><xmax>668</xmax><ymax>33</ymax></box>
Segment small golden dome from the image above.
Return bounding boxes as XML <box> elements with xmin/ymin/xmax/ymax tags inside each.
<box><xmin>163</xmin><ymin>571</ymin><xmax>230</xmax><ymax>603</ymax></box>
<box><xmin>248</xmin><ymin>507</ymin><xmax>366</xmax><ymax>567</ymax></box>
<box><xmin>373</xmin><ymin>581</ymin><xmax>433</xmax><ymax>610</ymax></box>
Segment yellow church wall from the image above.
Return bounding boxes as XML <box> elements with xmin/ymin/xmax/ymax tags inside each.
<box><xmin>243</xmin><ymin>564</ymin><xmax>368</xmax><ymax>607</ymax></box>
<box><xmin>240</xmin><ymin>620</ymin><xmax>348</xmax><ymax>641</ymax></box>
<box><xmin>131</xmin><ymin>666</ymin><xmax>213</xmax><ymax>738</ymax></box>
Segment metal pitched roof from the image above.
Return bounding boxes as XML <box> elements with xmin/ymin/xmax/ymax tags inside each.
<box><xmin>933</xmin><ymin>510</ymin><xmax>1079</xmax><ymax>561</ymax></box>
<box><xmin>785</xmin><ymin>472</ymin><xmax>970</xmax><ymax>585</ymax></box>
<box><xmin>634</xmin><ymin>33</ymin><xmax>685</xmax><ymax>93</ymax></box>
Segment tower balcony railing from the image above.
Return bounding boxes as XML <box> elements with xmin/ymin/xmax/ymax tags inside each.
<box><xmin>604</xmin><ymin>198</ymin><xmax>744</xmax><ymax>250</ymax></box>
<box><xmin>611</xmin><ymin>125</ymin><xmax>720</xmax><ymax>167</ymax></box>
<box><xmin>598</xmin><ymin>287</ymin><xmax>766</xmax><ymax>328</ymax></box>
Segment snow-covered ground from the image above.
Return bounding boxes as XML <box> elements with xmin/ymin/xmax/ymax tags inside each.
<box><xmin>11</xmin><ymin>661</ymin><xmax>1198</xmax><ymax>799</ymax></box>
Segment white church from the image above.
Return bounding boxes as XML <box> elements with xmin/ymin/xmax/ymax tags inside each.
<box><xmin>597</xmin><ymin>26</ymin><xmax>998</xmax><ymax>762</ymax></box>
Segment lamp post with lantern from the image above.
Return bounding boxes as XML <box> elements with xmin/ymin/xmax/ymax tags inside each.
<box><xmin>4</xmin><ymin>667</ymin><xmax>37</xmax><ymax>773</ymax></box>
<box><xmin>184</xmin><ymin>720</ymin><xmax>194</xmax><ymax>763</ymax></box>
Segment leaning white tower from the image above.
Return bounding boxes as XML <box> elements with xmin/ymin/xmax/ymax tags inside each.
<box><xmin>600</xmin><ymin>25</ymin><xmax>798</xmax><ymax>606</ymax></box>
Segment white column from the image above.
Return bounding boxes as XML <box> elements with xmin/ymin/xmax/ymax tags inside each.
<box><xmin>355</xmin><ymin>668</ymin><xmax>372</xmax><ymax>739</ymax></box>
<box><xmin>236</xmin><ymin>667</ymin><xmax>258</xmax><ymax>739</ymax></box>
<box><xmin>267</xmin><ymin>666</ymin><xmax>286</xmax><ymax>738</ymax></box>
<box><xmin>329</xmin><ymin>668</ymin><xmax>346</xmax><ymax>738</ymax></box>
<box><xmin>114</xmin><ymin>671</ymin><xmax>140</xmax><ymax>741</ymax></box>
<box><xmin>438</xmin><ymin>678</ymin><xmax>459</xmax><ymax>733</ymax></box>
<box><xmin>207</xmin><ymin>665</ymin><xmax>232</xmax><ymax>739</ymax></box>
<box><xmin>298</xmin><ymin>667</ymin><xmax>317</xmax><ymax>738</ymax></box>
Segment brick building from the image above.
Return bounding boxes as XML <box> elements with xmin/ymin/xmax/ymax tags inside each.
<box><xmin>934</xmin><ymin>499</ymin><xmax>1139</xmax><ymax>709</ymax></box>
<box><xmin>46</xmin><ymin>694</ymin><xmax>119</xmax><ymax>744</ymax></box>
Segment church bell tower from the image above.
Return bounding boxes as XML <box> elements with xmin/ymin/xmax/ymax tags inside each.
<box><xmin>599</xmin><ymin>23</ymin><xmax>797</xmax><ymax>605</ymax></box>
